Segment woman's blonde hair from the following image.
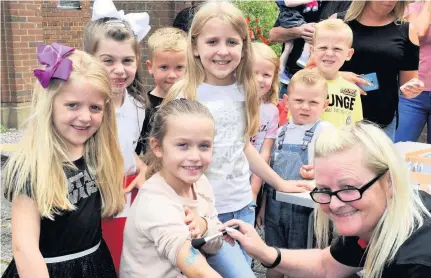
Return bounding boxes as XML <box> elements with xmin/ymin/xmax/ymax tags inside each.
<box><xmin>344</xmin><ymin>1</ymin><xmax>409</xmax><ymax>23</ymax></box>
<box><xmin>83</xmin><ymin>18</ymin><xmax>147</xmax><ymax>108</ymax></box>
<box><xmin>4</xmin><ymin>50</ymin><xmax>125</xmax><ymax>218</ymax></box>
<box><xmin>314</xmin><ymin>121</ymin><xmax>430</xmax><ymax>278</ymax></box>
<box><xmin>144</xmin><ymin>99</ymin><xmax>215</xmax><ymax>179</ymax></box>
<box><xmin>163</xmin><ymin>0</ymin><xmax>259</xmax><ymax>138</ymax></box>
<box><xmin>251</xmin><ymin>42</ymin><xmax>279</xmax><ymax>106</ymax></box>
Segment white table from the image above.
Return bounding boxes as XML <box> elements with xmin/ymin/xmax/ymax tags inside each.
<box><xmin>275</xmin><ymin>141</ymin><xmax>431</xmax><ymax>249</ymax></box>
<box><xmin>275</xmin><ymin>191</ymin><xmax>315</xmax><ymax>248</ymax></box>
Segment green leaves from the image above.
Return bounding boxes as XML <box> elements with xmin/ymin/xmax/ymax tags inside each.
<box><xmin>233</xmin><ymin>0</ymin><xmax>282</xmax><ymax>56</ymax></box>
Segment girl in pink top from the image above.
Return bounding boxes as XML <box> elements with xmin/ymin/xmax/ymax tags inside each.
<box><xmin>120</xmin><ymin>99</ymin><xmax>223</xmax><ymax>278</ymax></box>
<box><xmin>249</xmin><ymin>42</ymin><xmax>280</xmax><ymax>226</ymax></box>
<box><xmin>396</xmin><ymin>1</ymin><xmax>431</xmax><ymax>143</ymax></box>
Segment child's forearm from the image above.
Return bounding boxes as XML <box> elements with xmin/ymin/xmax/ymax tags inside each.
<box><xmin>251</xmin><ymin>174</ymin><xmax>264</xmax><ymax>200</ymax></box>
<box><xmin>283</xmin><ymin>0</ymin><xmax>313</xmax><ymax>8</ymax></box>
<box><xmin>14</xmin><ymin>249</ymin><xmax>49</xmax><ymax>278</ymax></box>
<box><xmin>12</xmin><ymin>196</ymin><xmax>48</xmax><ymax>278</ymax></box>
<box><xmin>245</xmin><ymin>142</ymin><xmax>284</xmax><ymax>190</ymax></box>
<box><xmin>200</xmin><ymin>216</ymin><xmax>223</xmax><ymax>255</ymax></box>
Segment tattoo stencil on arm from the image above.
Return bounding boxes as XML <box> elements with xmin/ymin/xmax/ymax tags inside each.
<box><xmin>185</xmin><ymin>246</ymin><xmax>199</xmax><ymax>266</ymax></box>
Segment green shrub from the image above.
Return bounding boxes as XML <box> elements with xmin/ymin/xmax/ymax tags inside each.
<box><xmin>0</xmin><ymin>124</ymin><xmax>8</xmax><ymax>133</ymax></box>
<box><xmin>233</xmin><ymin>0</ymin><xmax>282</xmax><ymax>56</ymax></box>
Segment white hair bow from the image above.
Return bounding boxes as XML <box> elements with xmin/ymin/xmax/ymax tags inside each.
<box><xmin>91</xmin><ymin>0</ymin><xmax>151</xmax><ymax>43</ymax></box>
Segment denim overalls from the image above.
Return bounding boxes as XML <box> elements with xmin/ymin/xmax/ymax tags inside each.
<box><xmin>264</xmin><ymin>121</ymin><xmax>320</xmax><ymax>249</ymax></box>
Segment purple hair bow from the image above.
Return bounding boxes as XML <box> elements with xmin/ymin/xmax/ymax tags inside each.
<box><xmin>33</xmin><ymin>42</ymin><xmax>75</xmax><ymax>88</ymax></box>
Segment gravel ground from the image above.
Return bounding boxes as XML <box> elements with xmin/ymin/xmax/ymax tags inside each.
<box><xmin>1</xmin><ymin>130</ymin><xmax>22</xmax><ymax>273</ymax></box>
<box><xmin>0</xmin><ymin>129</ymin><xmax>267</xmax><ymax>276</ymax></box>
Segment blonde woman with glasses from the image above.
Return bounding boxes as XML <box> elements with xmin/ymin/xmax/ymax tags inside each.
<box><xmin>223</xmin><ymin>122</ymin><xmax>431</xmax><ymax>278</ymax></box>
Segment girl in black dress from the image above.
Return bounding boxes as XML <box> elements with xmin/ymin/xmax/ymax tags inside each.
<box><xmin>2</xmin><ymin>43</ymin><xmax>124</xmax><ymax>278</ymax></box>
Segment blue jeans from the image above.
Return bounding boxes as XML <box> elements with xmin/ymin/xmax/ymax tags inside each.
<box><xmin>396</xmin><ymin>92</ymin><xmax>431</xmax><ymax>143</ymax></box>
<box><xmin>382</xmin><ymin>116</ymin><xmax>397</xmax><ymax>142</ymax></box>
<box><xmin>206</xmin><ymin>201</ymin><xmax>256</xmax><ymax>278</ymax></box>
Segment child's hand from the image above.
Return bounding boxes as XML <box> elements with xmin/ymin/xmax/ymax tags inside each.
<box><xmin>256</xmin><ymin>204</ymin><xmax>265</xmax><ymax>229</ymax></box>
<box><xmin>277</xmin><ymin>179</ymin><xmax>315</xmax><ymax>193</ymax></box>
<box><xmin>400</xmin><ymin>78</ymin><xmax>424</xmax><ymax>98</ymax></box>
<box><xmin>124</xmin><ymin>170</ymin><xmax>146</xmax><ymax>193</ymax></box>
<box><xmin>184</xmin><ymin>206</ymin><xmax>207</xmax><ymax>238</ymax></box>
<box><xmin>300</xmin><ymin>164</ymin><xmax>314</xmax><ymax>180</ymax></box>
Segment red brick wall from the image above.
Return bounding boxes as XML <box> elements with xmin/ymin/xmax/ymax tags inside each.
<box><xmin>1</xmin><ymin>0</ymin><xmax>195</xmax><ymax>105</ymax></box>
<box><xmin>42</xmin><ymin>1</ymin><xmax>91</xmax><ymax>47</ymax></box>
<box><xmin>1</xmin><ymin>1</ymin><xmax>44</xmax><ymax>103</ymax></box>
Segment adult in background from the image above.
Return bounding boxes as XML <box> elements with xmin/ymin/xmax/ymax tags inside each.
<box><xmin>224</xmin><ymin>122</ymin><xmax>431</xmax><ymax>278</ymax></box>
<box><xmin>172</xmin><ymin>5</ymin><xmax>196</xmax><ymax>32</ymax></box>
<box><xmin>338</xmin><ymin>1</ymin><xmax>424</xmax><ymax>141</ymax></box>
<box><xmin>269</xmin><ymin>1</ymin><xmax>352</xmax><ymax>98</ymax></box>
<box><xmin>395</xmin><ymin>1</ymin><xmax>431</xmax><ymax>143</ymax></box>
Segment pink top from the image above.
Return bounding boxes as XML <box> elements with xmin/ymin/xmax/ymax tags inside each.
<box><xmin>251</xmin><ymin>102</ymin><xmax>279</xmax><ymax>152</ymax></box>
<box><xmin>406</xmin><ymin>2</ymin><xmax>431</xmax><ymax>91</ymax></box>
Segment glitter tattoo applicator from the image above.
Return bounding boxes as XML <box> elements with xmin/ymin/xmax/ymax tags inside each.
<box><xmin>191</xmin><ymin>224</ymin><xmax>240</xmax><ymax>249</ymax></box>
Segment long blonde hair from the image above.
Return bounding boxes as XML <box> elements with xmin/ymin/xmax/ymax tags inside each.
<box><xmin>4</xmin><ymin>50</ymin><xmax>125</xmax><ymax>218</ymax></box>
<box><xmin>314</xmin><ymin>122</ymin><xmax>430</xmax><ymax>278</ymax></box>
<box><xmin>144</xmin><ymin>99</ymin><xmax>215</xmax><ymax>180</ymax></box>
<box><xmin>344</xmin><ymin>1</ymin><xmax>408</xmax><ymax>23</ymax></box>
<box><xmin>164</xmin><ymin>0</ymin><xmax>259</xmax><ymax>138</ymax></box>
<box><xmin>251</xmin><ymin>42</ymin><xmax>279</xmax><ymax>106</ymax></box>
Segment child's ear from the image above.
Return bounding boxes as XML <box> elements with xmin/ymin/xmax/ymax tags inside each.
<box><xmin>323</xmin><ymin>97</ymin><xmax>329</xmax><ymax>109</ymax></box>
<box><xmin>346</xmin><ymin>48</ymin><xmax>354</xmax><ymax>61</ymax></box>
<box><xmin>146</xmin><ymin>60</ymin><xmax>153</xmax><ymax>75</ymax></box>
<box><xmin>149</xmin><ymin>137</ymin><xmax>163</xmax><ymax>158</ymax></box>
<box><xmin>192</xmin><ymin>46</ymin><xmax>199</xmax><ymax>57</ymax></box>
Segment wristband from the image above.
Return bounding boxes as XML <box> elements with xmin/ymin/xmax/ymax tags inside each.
<box><xmin>261</xmin><ymin>247</ymin><xmax>281</xmax><ymax>268</ymax></box>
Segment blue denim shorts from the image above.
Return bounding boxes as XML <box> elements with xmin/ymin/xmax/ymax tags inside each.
<box><xmin>264</xmin><ymin>188</ymin><xmax>312</xmax><ymax>249</ymax></box>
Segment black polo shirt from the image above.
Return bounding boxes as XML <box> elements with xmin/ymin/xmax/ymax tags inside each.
<box><xmin>330</xmin><ymin>190</ymin><xmax>431</xmax><ymax>277</ymax></box>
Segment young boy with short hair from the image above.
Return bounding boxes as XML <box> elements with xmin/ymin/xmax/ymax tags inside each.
<box><xmin>311</xmin><ymin>18</ymin><xmax>363</xmax><ymax>127</ymax></box>
<box><xmin>135</xmin><ymin>27</ymin><xmax>187</xmax><ymax>155</ymax></box>
<box><xmin>257</xmin><ymin>69</ymin><xmax>333</xmax><ymax>278</ymax></box>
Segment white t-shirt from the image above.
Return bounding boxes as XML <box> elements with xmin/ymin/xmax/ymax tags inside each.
<box><xmin>277</xmin><ymin>118</ymin><xmax>334</xmax><ymax>162</ymax></box>
<box><xmin>116</xmin><ymin>90</ymin><xmax>146</xmax><ymax>176</ymax></box>
<box><xmin>251</xmin><ymin>101</ymin><xmax>279</xmax><ymax>152</ymax></box>
<box><xmin>196</xmin><ymin>82</ymin><xmax>251</xmax><ymax>214</ymax></box>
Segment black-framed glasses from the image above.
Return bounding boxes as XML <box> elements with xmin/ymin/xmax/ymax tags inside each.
<box><xmin>310</xmin><ymin>170</ymin><xmax>388</xmax><ymax>204</ymax></box>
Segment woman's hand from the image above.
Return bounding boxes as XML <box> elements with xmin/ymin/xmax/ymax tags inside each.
<box><xmin>222</xmin><ymin>219</ymin><xmax>272</xmax><ymax>262</ymax></box>
<box><xmin>184</xmin><ymin>206</ymin><xmax>207</xmax><ymax>238</ymax></box>
<box><xmin>400</xmin><ymin>78</ymin><xmax>424</xmax><ymax>98</ymax></box>
<box><xmin>339</xmin><ymin>71</ymin><xmax>370</xmax><ymax>95</ymax></box>
<box><xmin>301</xmin><ymin>23</ymin><xmax>316</xmax><ymax>43</ymax></box>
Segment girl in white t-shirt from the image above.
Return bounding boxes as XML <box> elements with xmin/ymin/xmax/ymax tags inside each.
<box><xmin>250</xmin><ymin>42</ymin><xmax>280</xmax><ymax>210</ymax></box>
<box><xmin>83</xmin><ymin>0</ymin><xmax>151</xmax><ymax>272</ymax></box>
<box><xmin>164</xmin><ymin>1</ymin><xmax>313</xmax><ymax>274</ymax></box>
